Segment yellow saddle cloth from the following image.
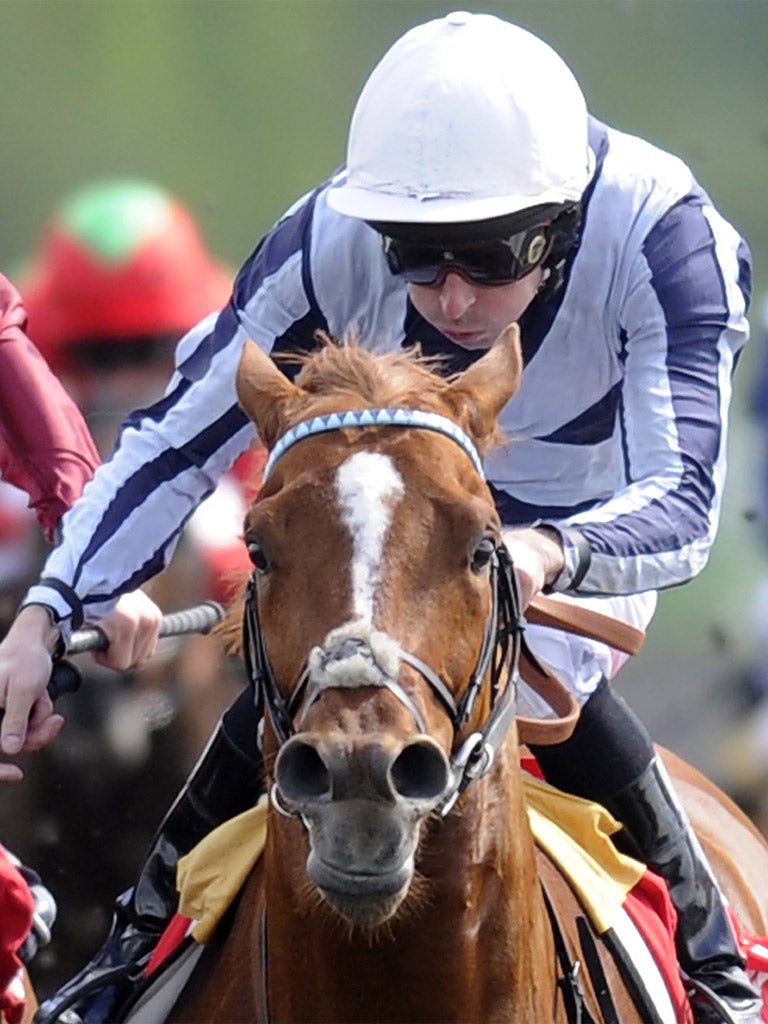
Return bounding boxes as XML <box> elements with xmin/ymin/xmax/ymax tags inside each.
<box><xmin>176</xmin><ymin>775</ymin><xmax>645</xmax><ymax>944</ymax></box>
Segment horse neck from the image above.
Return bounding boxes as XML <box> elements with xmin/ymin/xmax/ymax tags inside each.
<box><xmin>263</xmin><ymin>741</ymin><xmax>557</xmax><ymax>1023</ymax></box>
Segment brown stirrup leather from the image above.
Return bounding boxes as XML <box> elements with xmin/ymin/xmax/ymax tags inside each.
<box><xmin>516</xmin><ymin>596</ymin><xmax>647</xmax><ymax>745</ymax></box>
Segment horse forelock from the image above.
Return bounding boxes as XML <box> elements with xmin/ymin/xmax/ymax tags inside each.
<box><xmin>287</xmin><ymin>334</ymin><xmax>478</xmax><ymax>433</ymax></box>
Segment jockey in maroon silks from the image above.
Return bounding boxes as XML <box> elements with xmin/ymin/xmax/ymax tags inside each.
<box><xmin>0</xmin><ymin>272</ymin><xmax>100</xmax><ymax>1017</ymax></box>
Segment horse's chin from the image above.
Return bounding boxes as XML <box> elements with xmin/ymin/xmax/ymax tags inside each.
<box><xmin>320</xmin><ymin>887</ymin><xmax>406</xmax><ymax>927</ymax></box>
<box><xmin>308</xmin><ymin>853</ymin><xmax>412</xmax><ymax>927</ymax></box>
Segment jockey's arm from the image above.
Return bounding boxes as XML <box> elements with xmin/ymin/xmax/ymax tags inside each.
<box><xmin>0</xmin><ymin>296</ymin><xmax>256</xmax><ymax>775</ymax></box>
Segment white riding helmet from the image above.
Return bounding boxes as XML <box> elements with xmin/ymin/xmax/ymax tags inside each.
<box><xmin>328</xmin><ymin>11</ymin><xmax>594</xmax><ymax>225</ymax></box>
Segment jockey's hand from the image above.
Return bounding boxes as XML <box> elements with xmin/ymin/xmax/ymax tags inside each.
<box><xmin>91</xmin><ymin>589</ymin><xmax>163</xmax><ymax>673</ymax></box>
<box><xmin>502</xmin><ymin>527</ymin><xmax>564</xmax><ymax>609</ymax></box>
<box><xmin>0</xmin><ymin>604</ymin><xmax>64</xmax><ymax>767</ymax></box>
<box><xmin>0</xmin><ymin>591</ymin><xmax>162</xmax><ymax>776</ymax></box>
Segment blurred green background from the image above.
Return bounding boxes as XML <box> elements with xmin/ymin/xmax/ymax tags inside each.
<box><xmin>1</xmin><ymin>0</ymin><xmax>767</xmax><ymax>783</ymax></box>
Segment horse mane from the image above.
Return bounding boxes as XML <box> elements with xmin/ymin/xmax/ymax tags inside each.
<box><xmin>283</xmin><ymin>332</ymin><xmax>463</xmax><ymax>420</ymax></box>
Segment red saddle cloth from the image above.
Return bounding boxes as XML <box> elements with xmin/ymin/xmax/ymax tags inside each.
<box><xmin>147</xmin><ymin>915</ymin><xmax>194</xmax><ymax>978</ymax></box>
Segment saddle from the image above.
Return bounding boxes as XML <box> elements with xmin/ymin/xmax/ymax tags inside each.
<box><xmin>525</xmin><ymin>760</ymin><xmax>692</xmax><ymax>1023</ymax></box>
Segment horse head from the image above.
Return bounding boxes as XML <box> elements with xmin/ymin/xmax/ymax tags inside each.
<box><xmin>235</xmin><ymin>327</ymin><xmax>523</xmax><ymax>928</ymax></box>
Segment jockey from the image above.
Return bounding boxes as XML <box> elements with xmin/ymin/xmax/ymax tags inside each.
<box><xmin>0</xmin><ymin>273</ymin><xmax>152</xmax><ymax>1005</ymax></box>
<box><xmin>19</xmin><ymin>178</ymin><xmax>233</xmax><ymax>452</ymax></box>
<box><xmin>0</xmin><ymin>13</ymin><xmax>760</xmax><ymax>1024</ymax></box>
<box><xmin>20</xmin><ymin>179</ymin><xmax>257</xmax><ymax>597</ymax></box>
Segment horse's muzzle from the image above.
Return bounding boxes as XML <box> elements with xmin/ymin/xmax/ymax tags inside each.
<box><xmin>274</xmin><ymin>733</ymin><xmax>452</xmax><ymax>925</ymax></box>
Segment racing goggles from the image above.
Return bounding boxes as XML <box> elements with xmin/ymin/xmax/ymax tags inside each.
<box><xmin>380</xmin><ymin>223</ymin><xmax>553</xmax><ymax>287</ymax></box>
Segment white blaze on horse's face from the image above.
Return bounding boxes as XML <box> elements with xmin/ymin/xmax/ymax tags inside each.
<box><xmin>335</xmin><ymin>451</ymin><xmax>404</xmax><ymax>624</ymax></box>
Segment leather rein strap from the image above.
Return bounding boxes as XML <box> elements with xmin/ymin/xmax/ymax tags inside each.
<box><xmin>528</xmin><ymin>594</ymin><xmax>645</xmax><ymax>656</ymax></box>
<box><xmin>517</xmin><ymin>643</ymin><xmax>580</xmax><ymax>746</ymax></box>
<box><xmin>516</xmin><ymin>595</ymin><xmax>646</xmax><ymax>746</ymax></box>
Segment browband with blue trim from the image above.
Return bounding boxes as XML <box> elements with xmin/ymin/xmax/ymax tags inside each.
<box><xmin>264</xmin><ymin>408</ymin><xmax>485</xmax><ymax>480</ymax></box>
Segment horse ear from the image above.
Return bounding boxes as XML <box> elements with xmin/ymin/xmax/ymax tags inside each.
<box><xmin>237</xmin><ymin>341</ymin><xmax>305</xmax><ymax>448</ymax></box>
<box><xmin>442</xmin><ymin>324</ymin><xmax>523</xmax><ymax>447</ymax></box>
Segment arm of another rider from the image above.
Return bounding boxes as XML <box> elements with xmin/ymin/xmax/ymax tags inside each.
<box><xmin>0</xmin><ymin>273</ymin><xmax>100</xmax><ymax>542</ymax></box>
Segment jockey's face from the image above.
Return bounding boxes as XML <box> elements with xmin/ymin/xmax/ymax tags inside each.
<box><xmin>408</xmin><ymin>268</ymin><xmax>542</xmax><ymax>350</ymax></box>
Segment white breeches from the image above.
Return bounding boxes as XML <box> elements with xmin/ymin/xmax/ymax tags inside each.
<box><xmin>517</xmin><ymin>590</ymin><xmax>658</xmax><ymax>717</ymax></box>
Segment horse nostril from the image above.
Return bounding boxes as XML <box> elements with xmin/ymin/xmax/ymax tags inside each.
<box><xmin>276</xmin><ymin>738</ymin><xmax>331</xmax><ymax>804</ymax></box>
<box><xmin>390</xmin><ymin>739</ymin><xmax>450</xmax><ymax>801</ymax></box>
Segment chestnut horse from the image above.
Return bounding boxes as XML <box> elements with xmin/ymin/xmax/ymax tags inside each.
<box><xmin>167</xmin><ymin>328</ymin><xmax>768</xmax><ymax>1023</ymax></box>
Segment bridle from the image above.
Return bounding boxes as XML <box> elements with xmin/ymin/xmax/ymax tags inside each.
<box><xmin>241</xmin><ymin>407</ymin><xmax>526</xmax><ymax>815</ymax></box>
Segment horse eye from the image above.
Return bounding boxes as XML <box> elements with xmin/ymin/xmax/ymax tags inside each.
<box><xmin>248</xmin><ymin>541</ymin><xmax>270</xmax><ymax>573</ymax></box>
<box><xmin>471</xmin><ymin>537</ymin><xmax>496</xmax><ymax>573</ymax></box>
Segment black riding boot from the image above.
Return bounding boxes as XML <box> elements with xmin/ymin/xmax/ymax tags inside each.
<box><xmin>35</xmin><ymin>689</ymin><xmax>263</xmax><ymax>1024</ymax></box>
<box><xmin>530</xmin><ymin>678</ymin><xmax>762</xmax><ymax>1024</ymax></box>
